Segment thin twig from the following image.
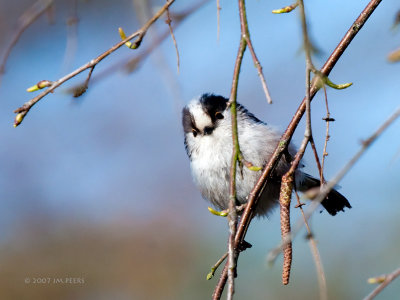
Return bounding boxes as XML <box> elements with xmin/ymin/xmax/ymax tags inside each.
<box><xmin>13</xmin><ymin>0</ymin><xmax>176</xmax><ymax>127</ymax></box>
<box><xmin>165</xmin><ymin>5</ymin><xmax>180</xmax><ymax>73</ymax></box>
<box><xmin>68</xmin><ymin>0</ymin><xmax>209</xmax><ymax>95</ymax></box>
<box><xmin>240</xmin><ymin>8</ymin><xmax>273</xmax><ymax>104</ymax></box>
<box><xmin>61</xmin><ymin>0</ymin><xmax>79</xmax><ymax>73</ymax></box>
<box><xmin>0</xmin><ymin>0</ymin><xmax>54</xmax><ymax>77</ymax></box>
<box><xmin>217</xmin><ymin>0</ymin><xmax>251</xmax><ymax>297</ymax></box>
<box><xmin>208</xmin><ymin>252</ymin><xmax>229</xmax><ymax>280</ymax></box>
<box><xmin>294</xmin><ymin>191</ymin><xmax>328</xmax><ymax>300</ymax></box>
<box><xmin>294</xmin><ymin>6</ymin><xmax>327</xmax><ymax>293</ymax></box>
<box><xmin>310</xmin><ymin>137</ymin><xmax>325</xmax><ymax>183</ymax></box>
<box><xmin>225</xmin><ymin>8</ymin><xmax>248</xmax><ymax>300</ymax></box>
<box><xmin>212</xmin><ymin>1</ymin><xmax>383</xmax><ymax>297</ymax></box>
<box><xmin>276</xmin><ymin>0</ymin><xmax>315</xmax><ymax>285</ymax></box>
<box><xmin>268</xmin><ymin>106</ymin><xmax>400</xmax><ymax>264</ymax></box>
<box><xmin>321</xmin><ymin>85</ymin><xmax>332</xmax><ymax>180</ymax></box>
<box><xmin>72</xmin><ymin>66</ymin><xmax>95</xmax><ymax>98</ymax></box>
<box><xmin>364</xmin><ymin>267</ymin><xmax>400</xmax><ymax>300</ymax></box>
<box><xmin>216</xmin><ymin>0</ymin><xmax>221</xmax><ymax>40</ymax></box>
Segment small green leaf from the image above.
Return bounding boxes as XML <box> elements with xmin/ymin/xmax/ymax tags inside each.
<box><xmin>26</xmin><ymin>85</ymin><xmax>40</xmax><ymax>92</ymax></box>
<box><xmin>248</xmin><ymin>165</ymin><xmax>262</xmax><ymax>171</ymax></box>
<box><xmin>325</xmin><ymin>76</ymin><xmax>353</xmax><ymax>90</ymax></box>
<box><xmin>119</xmin><ymin>27</ymin><xmax>138</xmax><ymax>49</ymax></box>
<box><xmin>272</xmin><ymin>3</ymin><xmax>299</xmax><ymax>14</ymax></box>
<box><xmin>207</xmin><ymin>207</ymin><xmax>228</xmax><ymax>217</ymax></box>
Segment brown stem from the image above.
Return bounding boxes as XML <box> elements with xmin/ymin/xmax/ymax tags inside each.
<box><xmin>225</xmin><ymin>0</ymin><xmax>249</xmax><ymax>296</ymax></box>
<box><xmin>269</xmin><ymin>106</ymin><xmax>400</xmax><ymax>264</ymax></box>
<box><xmin>69</xmin><ymin>0</ymin><xmax>209</xmax><ymax>92</ymax></box>
<box><xmin>165</xmin><ymin>5</ymin><xmax>180</xmax><ymax>73</ymax></box>
<box><xmin>240</xmin><ymin>2</ymin><xmax>272</xmax><ymax>104</ymax></box>
<box><xmin>364</xmin><ymin>267</ymin><xmax>400</xmax><ymax>300</ymax></box>
<box><xmin>13</xmin><ymin>0</ymin><xmax>176</xmax><ymax>127</ymax></box>
<box><xmin>294</xmin><ymin>190</ymin><xmax>328</xmax><ymax>300</ymax></box>
<box><xmin>321</xmin><ymin>85</ymin><xmax>331</xmax><ymax>183</ymax></box>
<box><xmin>212</xmin><ymin>1</ymin><xmax>382</xmax><ymax>298</ymax></box>
<box><xmin>216</xmin><ymin>0</ymin><xmax>221</xmax><ymax>40</ymax></box>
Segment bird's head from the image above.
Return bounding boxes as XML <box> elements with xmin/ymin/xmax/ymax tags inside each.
<box><xmin>182</xmin><ymin>93</ymin><xmax>228</xmax><ymax>138</ymax></box>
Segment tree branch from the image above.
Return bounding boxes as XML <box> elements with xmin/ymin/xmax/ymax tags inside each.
<box><xmin>294</xmin><ymin>191</ymin><xmax>327</xmax><ymax>300</ymax></box>
<box><xmin>13</xmin><ymin>0</ymin><xmax>176</xmax><ymax>127</ymax></box>
<box><xmin>225</xmin><ymin>0</ymin><xmax>248</xmax><ymax>297</ymax></box>
<box><xmin>211</xmin><ymin>1</ymin><xmax>383</xmax><ymax>298</ymax></box>
<box><xmin>268</xmin><ymin>106</ymin><xmax>400</xmax><ymax>264</ymax></box>
<box><xmin>364</xmin><ymin>267</ymin><xmax>400</xmax><ymax>300</ymax></box>
<box><xmin>68</xmin><ymin>0</ymin><xmax>209</xmax><ymax>94</ymax></box>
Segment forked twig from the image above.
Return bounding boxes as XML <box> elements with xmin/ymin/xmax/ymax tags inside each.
<box><xmin>321</xmin><ymin>85</ymin><xmax>332</xmax><ymax>179</ymax></box>
<box><xmin>268</xmin><ymin>106</ymin><xmax>400</xmax><ymax>264</ymax></box>
<box><xmin>294</xmin><ymin>191</ymin><xmax>327</xmax><ymax>300</ymax></box>
<box><xmin>165</xmin><ymin>5</ymin><xmax>180</xmax><ymax>73</ymax></box>
<box><xmin>277</xmin><ymin>0</ymin><xmax>315</xmax><ymax>285</ymax></box>
<box><xmin>212</xmin><ymin>1</ymin><xmax>383</xmax><ymax>298</ymax></box>
<box><xmin>13</xmin><ymin>0</ymin><xmax>176</xmax><ymax>127</ymax></box>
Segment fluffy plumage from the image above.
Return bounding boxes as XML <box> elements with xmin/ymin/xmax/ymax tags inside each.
<box><xmin>182</xmin><ymin>93</ymin><xmax>351</xmax><ymax>217</ymax></box>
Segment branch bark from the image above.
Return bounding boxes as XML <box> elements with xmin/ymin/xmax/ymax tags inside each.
<box><xmin>364</xmin><ymin>267</ymin><xmax>400</xmax><ymax>300</ymax></box>
<box><xmin>13</xmin><ymin>0</ymin><xmax>176</xmax><ymax>127</ymax></box>
<box><xmin>212</xmin><ymin>0</ymin><xmax>383</xmax><ymax>298</ymax></box>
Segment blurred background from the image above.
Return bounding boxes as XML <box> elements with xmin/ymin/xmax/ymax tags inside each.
<box><xmin>0</xmin><ymin>0</ymin><xmax>399</xmax><ymax>299</ymax></box>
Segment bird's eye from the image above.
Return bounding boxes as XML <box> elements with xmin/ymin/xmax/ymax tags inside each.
<box><xmin>192</xmin><ymin>129</ymin><xmax>198</xmax><ymax>137</ymax></box>
<box><xmin>215</xmin><ymin>112</ymin><xmax>224</xmax><ymax>120</ymax></box>
<box><xmin>203</xmin><ymin>126</ymin><xmax>214</xmax><ymax>135</ymax></box>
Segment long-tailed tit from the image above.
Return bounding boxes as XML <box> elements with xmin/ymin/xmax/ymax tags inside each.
<box><xmin>182</xmin><ymin>94</ymin><xmax>351</xmax><ymax>217</ymax></box>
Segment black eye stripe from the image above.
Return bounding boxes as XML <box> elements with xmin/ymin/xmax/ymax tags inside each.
<box><xmin>182</xmin><ymin>107</ymin><xmax>200</xmax><ymax>134</ymax></box>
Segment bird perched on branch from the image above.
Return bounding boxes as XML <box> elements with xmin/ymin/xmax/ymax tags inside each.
<box><xmin>182</xmin><ymin>93</ymin><xmax>351</xmax><ymax>217</ymax></box>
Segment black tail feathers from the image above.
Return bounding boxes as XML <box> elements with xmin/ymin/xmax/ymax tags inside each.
<box><xmin>299</xmin><ymin>174</ymin><xmax>351</xmax><ymax>216</ymax></box>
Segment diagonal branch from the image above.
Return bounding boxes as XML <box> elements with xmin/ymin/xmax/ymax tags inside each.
<box><xmin>268</xmin><ymin>106</ymin><xmax>400</xmax><ymax>264</ymax></box>
<box><xmin>13</xmin><ymin>0</ymin><xmax>176</xmax><ymax>127</ymax></box>
<box><xmin>212</xmin><ymin>0</ymin><xmax>383</xmax><ymax>298</ymax></box>
<box><xmin>364</xmin><ymin>267</ymin><xmax>400</xmax><ymax>300</ymax></box>
<box><xmin>68</xmin><ymin>0</ymin><xmax>209</xmax><ymax>94</ymax></box>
